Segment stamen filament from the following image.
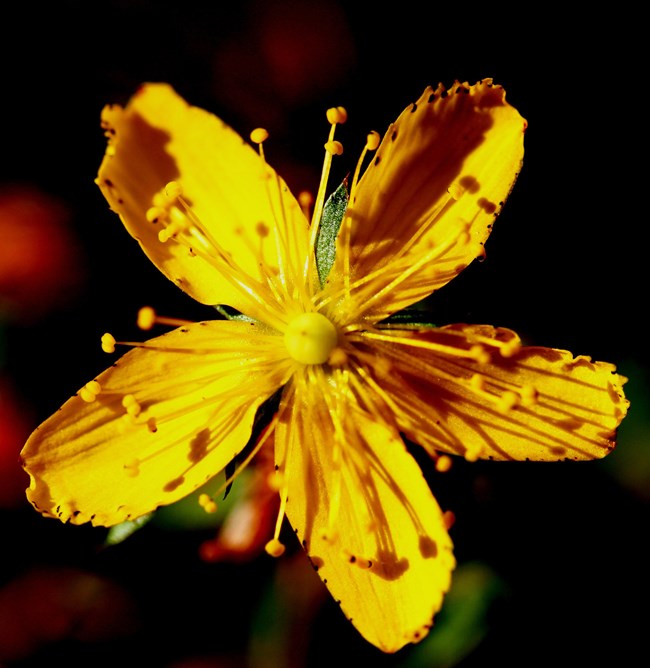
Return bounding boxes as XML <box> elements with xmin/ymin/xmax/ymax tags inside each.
<box><xmin>305</xmin><ymin>108</ymin><xmax>346</xmax><ymax>284</ymax></box>
<box><xmin>137</xmin><ymin>306</ymin><xmax>194</xmax><ymax>331</ymax></box>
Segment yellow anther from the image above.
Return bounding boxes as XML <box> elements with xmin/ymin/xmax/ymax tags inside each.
<box><xmin>443</xmin><ymin>510</ymin><xmax>456</xmax><ymax>530</ymax></box>
<box><xmin>327</xmin><ymin>347</ymin><xmax>348</xmax><ymax>367</ymax></box>
<box><xmin>122</xmin><ymin>395</ymin><xmax>142</xmax><ymax>417</ymax></box>
<box><xmin>470</xmin><ymin>373</ymin><xmax>485</xmax><ymax>391</ymax></box>
<box><xmin>470</xmin><ymin>345</ymin><xmax>490</xmax><ymax>364</ymax></box>
<box><xmin>164</xmin><ymin>181</ymin><xmax>182</xmax><ymax>200</ymax></box>
<box><xmin>520</xmin><ymin>384</ymin><xmax>539</xmax><ymax>406</ymax></box>
<box><xmin>365</xmin><ymin>130</ymin><xmax>380</xmax><ymax>151</ymax></box>
<box><xmin>101</xmin><ymin>332</ymin><xmax>116</xmax><ymax>353</ymax></box>
<box><xmin>324</xmin><ymin>140</ymin><xmax>344</xmax><ymax>156</ymax></box>
<box><xmin>298</xmin><ymin>191</ymin><xmax>313</xmax><ymax>208</ymax></box>
<box><xmin>500</xmin><ymin>339</ymin><xmax>521</xmax><ymax>357</ymax></box>
<box><xmin>326</xmin><ymin>106</ymin><xmax>348</xmax><ymax>124</ymax></box>
<box><xmin>266</xmin><ymin>470</ymin><xmax>284</xmax><ymax>492</ymax></box>
<box><xmin>464</xmin><ymin>444</ymin><xmax>482</xmax><ymax>462</ymax></box>
<box><xmin>198</xmin><ymin>493</ymin><xmax>218</xmax><ymax>514</ymax></box>
<box><xmin>374</xmin><ymin>356</ymin><xmax>392</xmax><ymax>376</ymax></box>
<box><xmin>87</xmin><ymin>380</ymin><xmax>101</xmax><ymax>395</ymax></box>
<box><xmin>79</xmin><ymin>380</ymin><xmax>101</xmax><ymax>403</ymax></box>
<box><xmin>498</xmin><ymin>391</ymin><xmax>520</xmax><ymax>412</ymax></box>
<box><xmin>137</xmin><ymin>306</ymin><xmax>156</xmax><ymax>330</ymax></box>
<box><xmin>435</xmin><ymin>455</ymin><xmax>453</xmax><ymax>473</ymax></box>
<box><xmin>146</xmin><ymin>206</ymin><xmax>165</xmax><ymax>224</ymax></box>
<box><xmin>264</xmin><ymin>538</ymin><xmax>286</xmax><ymax>557</ymax></box>
<box><xmin>250</xmin><ymin>127</ymin><xmax>269</xmax><ymax>144</ymax></box>
<box><xmin>158</xmin><ymin>228</ymin><xmax>172</xmax><ymax>243</ymax></box>
<box><xmin>126</xmin><ymin>402</ymin><xmax>142</xmax><ymax>417</ymax></box>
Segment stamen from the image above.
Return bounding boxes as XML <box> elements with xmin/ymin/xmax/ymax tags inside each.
<box><xmin>298</xmin><ymin>191</ymin><xmax>313</xmax><ymax>219</ymax></box>
<box><xmin>443</xmin><ymin>510</ymin><xmax>456</xmax><ymax>530</ymax></box>
<box><xmin>435</xmin><ymin>455</ymin><xmax>453</xmax><ymax>472</ymax></box>
<box><xmin>326</xmin><ymin>106</ymin><xmax>348</xmax><ymax>124</ymax></box>
<box><xmin>359</xmin><ymin>330</ymin><xmax>489</xmax><ymax>363</ymax></box>
<box><xmin>198</xmin><ymin>493</ymin><xmax>218</xmax><ymax>514</ymax></box>
<box><xmin>350</xmin><ymin>130</ymin><xmax>380</xmax><ymax>197</ymax></box>
<box><xmin>147</xmin><ymin>181</ymin><xmax>289</xmax><ymax>329</ymax></box>
<box><xmin>250</xmin><ymin>127</ymin><xmax>269</xmax><ymax>145</ymax></box>
<box><xmin>324</xmin><ymin>140</ymin><xmax>343</xmax><ymax>155</ymax></box>
<box><xmin>341</xmin><ymin>128</ymin><xmax>380</xmax><ymax>294</ymax></box>
<box><xmin>250</xmin><ymin>127</ymin><xmax>269</xmax><ymax>164</ymax></box>
<box><xmin>520</xmin><ymin>384</ymin><xmax>539</xmax><ymax>406</ymax></box>
<box><xmin>137</xmin><ymin>306</ymin><xmax>194</xmax><ymax>331</ymax></box>
<box><xmin>79</xmin><ymin>380</ymin><xmax>101</xmax><ymax>403</ymax></box>
<box><xmin>101</xmin><ymin>333</ymin><xmax>116</xmax><ymax>353</ymax></box>
<box><xmin>306</xmin><ymin>107</ymin><xmax>347</xmax><ymax>281</ymax></box>
<box><xmin>121</xmin><ymin>394</ymin><xmax>142</xmax><ymax>417</ymax></box>
<box><xmin>264</xmin><ymin>537</ymin><xmax>286</xmax><ymax>557</ymax></box>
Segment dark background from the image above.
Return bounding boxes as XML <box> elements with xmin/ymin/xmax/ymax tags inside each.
<box><xmin>0</xmin><ymin>2</ymin><xmax>646</xmax><ymax>666</ymax></box>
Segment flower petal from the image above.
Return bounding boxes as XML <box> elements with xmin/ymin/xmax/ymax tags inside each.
<box><xmin>361</xmin><ymin>324</ymin><xmax>628</xmax><ymax>462</ymax></box>
<box><xmin>97</xmin><ymin>84</ymin><xmax>311</xmax><ymax>318</ymax></box>
<box><xmin>275</xmin><ymin>369</ymin><xmax>454</xmax><ymax>652</ymax></box>
<box><xmin>21</xmin><ymin>321</ymin><xmax>291</xmax><ymax>526</ymax></box>
<box><xmin>329</xmin><ymin>79</ymin><xmax>526</xmax><ymax>321</ymax></box>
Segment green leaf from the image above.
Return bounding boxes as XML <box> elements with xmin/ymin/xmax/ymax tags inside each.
<box><xmin>381</xmin><ymin>294</ymin><xmax>438</xmax><ymax>327</ymax></box>
<box><xmin>213</xmin><ymin>304</ymin><xmax>254</xmax><ymax>322</ymax></box>
<box><xmin>104</xmin><ymin>513</ymin><xmax>154</xmax><ymax>546</ymax></box>
<box><xmin>316</xmin><ymin>180</ymin><xmax>349</xmax><ymax>287</ymax></box>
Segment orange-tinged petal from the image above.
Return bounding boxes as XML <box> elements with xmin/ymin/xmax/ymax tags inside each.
<box><xmin>328</xmin><ymin>79</ymin><xmax>526</xmax><ymax>321</ymax></box>
<box><xmin>22</xmin><ymin>321</ymin><xmax>292</xmax><ymax>526</ymax></box>
<box><xmin>360</xmin><ymin>324</ymin><xmax>628</xmax><ymax>462</ymax></box>
<box><xmin>97</xmin><ymin>84</ymin><xmax>311</xmax><ymax>318</ymax></box>
<box><xmin>275</xmin><ymin>370</ymin><xmax>454</xmax><ymax>652</ymax></box>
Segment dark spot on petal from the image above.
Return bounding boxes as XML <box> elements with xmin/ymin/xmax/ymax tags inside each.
<box><xmin>188</xmin><ymin>428</ymin><xmax>210</xmax><ymax>463</ymax></box>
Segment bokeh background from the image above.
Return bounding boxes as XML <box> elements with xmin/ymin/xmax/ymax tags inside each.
<box><xmin>1</xmin><ymin>1</ymin><xmax>646</xmax><ymax>666</ymax></box>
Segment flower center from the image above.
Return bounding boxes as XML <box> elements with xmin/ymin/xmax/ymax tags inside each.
<box><xmin>284</xmin><ymin>312</ymin><xmax>338</xmax><ymax>365</ymax></box>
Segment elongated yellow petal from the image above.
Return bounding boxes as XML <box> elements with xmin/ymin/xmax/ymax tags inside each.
<box><xmin>361</xmin><ymin>324</ymin><xmax>628</xmax><ymax>462</ymax></box>
<box><xmin>22</xmin><ymin>321</ymin><xmax>292</xmax><ymax>526</ymax></box>
<box><xmin>329</xmin><ymin>79</ymin><xmax>526</xmax><ymax>322</ymax></box>
<box><xmin>97</xmin><ymin>84</ymin><xmax>311</xmax><ymax>319</ymax></box>
<box><xmin>275</xmin><ymin>370</ymin><xmax>454</xmax><ymax>652</ymax></box>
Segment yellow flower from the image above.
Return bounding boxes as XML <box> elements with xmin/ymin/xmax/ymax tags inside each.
<box><xmin>21</xmin><ymin>79</ymin><xmax>628</xmax><ymax>653</ymax></box>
